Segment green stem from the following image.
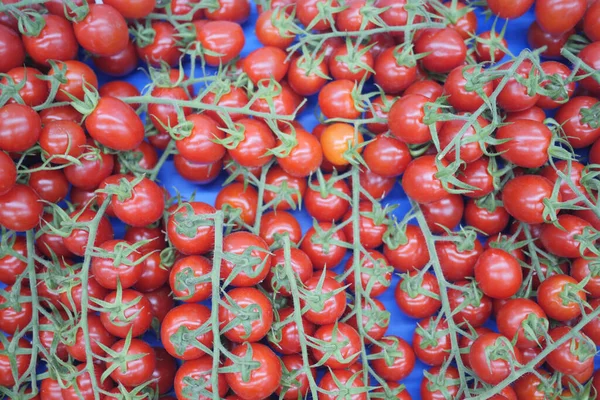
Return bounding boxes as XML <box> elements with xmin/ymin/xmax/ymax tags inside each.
<box><xmin>78</xmin><ymin>200</ymin><xmax>110</xmax><ymax>400</ymax></box>
<box><xmin>413</xmin><ymin>202</ymin><xmax>472</xmax><ymax>398</ymax></box>
<box><xmin>209</xmin><ymin>211</ymin><xmax>224</xmax><ymax>400</ymax></box>
<box><xmin>24</xmin><ymin>230</ymin><xmax>39</xmax><ymax>392</ymax></box>
<box><xmin>281</xmin><ymin>235</ymin><xmax>319</xmax><ymax>399</ymax></box>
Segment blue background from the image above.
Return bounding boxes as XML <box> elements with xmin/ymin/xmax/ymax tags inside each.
<box><xmin>54</xmin><ymin>2</ymin><xmax>598</xmax><ymax>399</ymax></box>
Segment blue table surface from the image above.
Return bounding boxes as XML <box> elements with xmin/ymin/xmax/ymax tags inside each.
<box><xmin>4</xmin><ymin>2</ymin><xmax>597</xmax><ymax>399</ymax></box>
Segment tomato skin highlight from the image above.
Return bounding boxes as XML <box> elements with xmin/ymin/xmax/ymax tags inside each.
<box><xmin>86</xmin><ymin>97</ymin><xmax>145</xmax><ymax>151</ymax></box>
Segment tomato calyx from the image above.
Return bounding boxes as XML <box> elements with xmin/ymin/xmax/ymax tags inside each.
<box><xmin>97</xmin><ymin>333</ymin><xmax>145</xmax><ymax>382</ymax></box>
<box><xmin>16</xmin><ymin>8</ymin><xmax>46</xmax><ymax>37</ymax></box>
<box><xmin>519</xmin><ymin>313</ymin><xmax>549</xmax><ymax>347</ymax></box>
<box><xmin>300</xmin><ymin>271</ymin><xmax>347</xmax><ymax>313</ymax></box>
<box><xmin>558</xmin><ymin>280</ymin><xmax>589</xmax><ymax>308</ymax></box>
<box><xmin>415</xmin><ymin>318</ymin><xmax>448</xmax><ymax>350</ymax></box>
<box><xmin>483</xmin><ymin>335</ymin><xmax>520</xmax><ymax>368</ymax></box>
<box><xmin>382</xmin><ymin>217</ymin><xmax>410</xmax><ymax>249</ymax></box>
<box><xmin>400</xmin><ymin>270</ymin><xmax>439</xmax><ymax>300</ymax></box>
<box><xmin>221</xmin><ymin>342</ymin><xmax>263</xmax><ymax>382</ymax></box>
<box><xmin>335</xmin><ymin>39</ymin><xmax>375</xmax><ymax>76</ymax></box>
<box><xmin>308</xmin><ymin>169</ymin><xmax>352</xmax><ymax>201</ymax></box>
<box><xmin>563</xmin><ymin>333</ymin><xmax>596</xmax><ymax>363</ymax></box>
<box><xmin>422</xmin><ymin>365</ymin><xmax>461</xmax><ymax>398</ymax></box>
<box><xmin>473</xmin><ymin>21</ymin><xmax>509</xmax><ymax>64</ymax></box>
<box><xmin>92</xmin><ymin>284</ymin><xmax>142</xmax><ymax>324</ymax></box>
<box><xmin>172</xmin><ymin>202</ymin><xmax>215</xmax><ymax>238</ymax></box>
<box><xmin>169</xmin><ymin>322</ymin><xmax>212</xmax><ymax>357</ymax></box>
<box><xmin>306</xmin><ymin>220</ymin><xmax>346</xmax><ymax>254</ymax></box>
<box><xmin>172</xmin><ymin>267</ymin><xmax>211</xmax><ymax>301</ymax></box>
<box><xmin>367</xmin><ymin>336</ymin><xmax>406</xmax><ymax>366</ymax></box>
<box><xmin>221</xmin><ymin>246</ymin><xmax>271</xmax><ymax>285</ymax></box>
<box><xmin>131</xmin><ymin>21</ymin><xmax>158</xmax><ymax>49</ymax></box>
<box><xmin>579</xmin><ymin>102</ymin><xmax>600</xmax><ymax>129</ymax></box>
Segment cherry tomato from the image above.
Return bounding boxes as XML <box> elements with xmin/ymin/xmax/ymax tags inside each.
<box><xmin>536</xmin><ymin>61</ymin><xmax>575</xmax><ymax>109</ymax></box>
<box><xmin>502</xmin><ymin>175</ymin><xmax>557</xmax><ymax>224</ymax></box>
<box><xmin>135</xmin><ymin>21</ymin><xmax>182</xmax><ymax>67</ymax></box>
<box><xmin>0</xmin><ymin>337</ymin><xmax>31</xmax><ymax>387</ymax></box>
<box><xmin>200</xmin><ymin>85</ymin><xmax>249</xmax><ymax>127</ymax></box>
<box><xmin>287</xmin><ymin>53</ymin><xmax>329</xmax><ymax>96</ymax></box>
<box><xmin>3</xmin><ymin>67</ymin><xmax>48</xmax><ymax>107</ymax></box>
<box><xmin>311</xmin><ymin>322</ymin><xmax>361</xmax><ymax>369</ymax></box>
<box><xmin>415</xmin><ymin>28</ymin><xmax>467</xmax><ymax>73</ymax></box>
<box><xmin>495</xmin><ymin>119</ymin><xmax>551</xmax><ymax>168</ymax></box>
<box><xmin>228</xmin><ymin>118</ymin><xmax>275</xmax><ymax>168</ymax></box>
<box><xmin>540</xmin><ymin>214</ymin><xmax>593</xmax><ymax>258</ymax></box>
<box><xmin>496</xmin><ymin>298</ymin><xmax>547</xmax><ymax>348</ymax></box>
<box><xmin>243</xmin><ymin>46</ymin><xmax>289</xmax><ymax>84</ymax></box>
<box><xmin>584</xmin><ymin>0</ymin><xmax>600</xmax><ymax>41</ymax></box>
<box><xmin>445</xmin><ymin>66</ymin><xmax>493</xmax><ymax>112</ymax></box>
<box><xmin>527</xmin><ymin>21</ymin><xmax>573</xmax><ymax>59</ymax></box>
<box><xmin>39</xmin><ymin>120</ymin><xmax>86</xmax><ymax>164</ymax></box>
<box><xmin>401</xmin><ymin>155</ymin><xmax>450</xmax><ymax>204</ymax></box>
<box><xmin>346</xmin><ymin>298</ymin><xmax>389</xmax><ymax>342</ymax></box>
<box><xmin>22</xmin><ymin>15</ymin><xmax>78</xmax><ymax>66</ymax></box>
<box><xmin>555</xmin><ymin>96</ymin><xmax>600</xmax><ymax>148</ymax></box>
<box><xmin>224</xmin><ymin>343</ymin><xmax>282</xmax><ymax>400</ymax></box>
<box><xmin>39</xmin><ymin>105</ymin><xmax>82</xmax><ymax>124</ymax></box>
<box><xmin>134</xmin><ymin>251</ymin><xmax>170</xmax><ymax>293</ymax></box>
<box><xmin>374</xmin><ymin>45</ymin><xmax>417</xmax><ymax>94</ymax></box>
<box><xmin>577</xmin><ymin>42</ymin><xmax>600</xmax><ymax>94</ymax></box>
<box><xmin>145</xmin><ymin>284</ymin><xmax>174</xmax><ymax>323</ymax></box>
<box><xmin>64</xmin><ymin>142</ymin><xmax>115</xmax><ymax>190</ymax></box>
<box><xmin>300</xmin><ymin>275</ymin><xmax>347</xmax><ymax>325</ymax></box>
<box><xmin>363</xmin><ymin>135</ymin><xmax>411</xmax><ymax>178</ymax></box>
<box><xmin>104</xmin><ymin>0</ymin><xmax>156</xmax><ymax>18</ymax></box>
<box><xmin>100</xmin><ymin>289</ymin><xmax>153</xmax><ymax>338</ymax></box>
<box><xmin>537</xmin><ymin>274</ymin><xmax>586</xmax><ymax>321</ymax></box>
<box><xmin>546</xmin><ymin>326</ymin><xmax>595</xmax><ymax>376</ymax></box>
<box><xmin>320</xmin><ymin>122</ymin><xmax>363</xmax><ymax>166</ymax></box>
<box><xmin>167</xmin><ymin>201</ymin><xmax>216</xmax><ymax>255</ymax></box>
<box><xmin>389</xmin><ymin>94</ymin><xmax>441</xmax><ymax>145</ymax></box>
<box><xmin>318</xmin><ymin>79</ymin><xmax>361</xmax><ymax>120</ymax></box>
<box><xmin>277</xmin><ymin>126</ymin><xmax>323</xmax><ymax>177</ymax></box>
<box><xmin>371</xmin><ymin>336</ymin><xmax>416</xmax><ymax>381</ymax></box>
<box><xmin>404</xmin><ymin>79</ymin><xmax>444</xmax><ymax>100</ymax></box>
<box><xmin>220</xmin><ymin>231</ymin><xmax>271</xmax><ymax>287</ymax></box>
<box><xmin>571</xmin><ymin>256</ymin><xmax>600</xmax><ymax>298</ymax></box>
<box><xmin>474</xmin><ymin>248</ymin><xmax>522</xmax><ymax>299</ymax></box>
<box><xmin>0</xmin><ymin>184</ymin><xmax>43</xmax><ymax>231</ymax></box>
<box><xmin>174</xmin><ymin>155</ymin><xmax>222</xmax><ymax>184</ymax></box>
<box><xmin>195</xmin><ymin>21</ymin><xmax>245</xmax><ymax>66</ymax></box>
<box><xmin>304</xmin><ymin>174</ymin><xmax>351</xmax><ymax>222</ymax></box>
<box><xmin>319</xmin><ymin>370</ymin><xmax>367</xmax><ymax>400</ymax></box>
<box><xmin>494</xmin><ymin>61</ymin><xmax>540</xmax><ymax>112</ymax></box>
<box><xmin>0</xmin><ymin>103</ymin><xmax>42</xmax><ymax>152</ymax></box>
<box><xmin>91</xmin><ymin>239</ymin><xmax>143</xmax><ymax>290</ymax></box>
<box><xmin>269</xmin><ymin>307</ymin><xmax>316</xmax><ymax>355</ymax></box>
<box><xmin>487</xmin><ymin>0</ymin><xmax>534</xmax><ymax>18</ymax></box>
<box><xmin>412</xmin><ymin>317</ymin><xmax>451</xmax><ymax>366</ymax></box>
<box><xmin>0</xmin><ymin>25</ymin><xmax>25</xmax><ymax>73</ymax></box>
<box><xmin>448</xmin><ymin>280</ymin><xmax>492</xmax><ymax>327</ymax></box>
<box><xmin>263</xmin><ymin>165</ymin><xmax>307</xmax><ymax>211</ymax></box>
<box><xmin>93</xmin><ymin>40</ymin><xmax>139</xmax><ymax>77</ymax></box>
<box><xmin>421</xmin><ymin>194</ymin><xmax>466</xmax><ymax>233</ymax></box>
<box><xmin>343</xmin><ymin>202</ymin><xmax>387</xmax><ymax>249</ymax></box>
<box><xmin>463</xmin><ymin>200</ymin><xmax>508</xmax><ymax>236</ymax></box>
<box><xmin>86</xmin><ymin>96</ymin><xmax>144</xmax><ymax>151</ymax></box>
<box><xmin>265</xmin><ymin>247</ymin><xmax>313</xmax><ymax>296</ymax></box>
<box><xmin>0</xmin><ymin>151</ymin><xmax>16</xmax><ymax>196</ymax></box>
<box><xmin>256</xmin><ymin>9</ymin><xmax>295</xmax><ymax>49</ymax></box>
<box><xmin>420</xmin><ymin>366</ymin><xmax>460</xmax><ymax>400</ymax></box>
<box><xmin>329</xmin><ymin>43</ymin><xmax>373</xmax><ymax>81</ymax></box>
<box><xmin>66</xmin><ymin>314</ymin><xmax>115</xmax><ymax>362</ymax></box>
<box><xmin>174</xmin><ymin>356</ymin><xmax>229</xmax><ymax>400</ymax></box>
<box><xmin>61</xmin><ymin>363</ymin><xmax>113</xmax><ymax>400</ymax></box>
<box><xmin>475</xmin><ymin>31</ymin><xmax>507</xmax><ymax>63</ymax></box>
<box><xmin>384</xmin><ymin>224</ymin><xmax>429</xmax><ymax>272</ymax></box>
<box><xmin>535</xmin><ymin>0</ymin><xmax>586</xmax><ymax>35</ymax></box>
<box><xmin>276</xmin><ymin>354</ymin><xmax>315</xmax><ymax>400</ymax></box>
<box><xmin>395</xmin><ymin>270</ymin><xmax>441</xmax><ymax>319</ymax></box>
<box><xmin>345</xmin><ymin>250</ymin><xmax>392</xmax><ymax>297</ymax></box>
<box><xmin>219</xmin><ymin>287</ymin><xmax>273</xmax><ymax>343</ymax></box>
<box><xmin>259</xmin><ymin>210</ymin><xmax>302</xmax><ymax>246</ymax></box>
<box><xmin>161</xmin><ymin>303</ymin><xmax>213</xmax><ymax>360</ymax></box>
<box><xmin>73</xmin><ymin>4</ymin><xmax>129</xmax><ymax>56</ymax></box>
<box><xmin>470</xmin><ymin>332</ymin><xmax>521</xmax><ymax>385</ymax></box>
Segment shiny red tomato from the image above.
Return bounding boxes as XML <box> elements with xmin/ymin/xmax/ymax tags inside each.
<box><xmin>395</xmin><ymin>270</ymin><xmax>441</xmax><ymax>319</ymax></box>
<box><xmin>540</xmin><ymin>214</ymin><xmax>593</xmax><ymax>258</ymax></box>
<box><xmin>73</xmin><ymin>4</ymin><xmax>129</xmax><ymax>56</ymax></box>
<box><xmin>447</xmin><ymin>280</ymin><xmax>492</xmax><ymax>327</ymax></box>
<box><xmin>259</xmin><ymin>210</ymin><xmax>302</xmax><ymax>246</ymax></box>
<box><xmin>227</xmin><ymin>118</ymin><xmax>275</xmax><ymax>168</ymax></box>
<box><xmin>0</xmin><ymin>103</ymin><xmax>41</xmax><ymax>152</ymax></box>
<box><xmin>219</xmin><ymin>287</ymin><xmax>273</xmax><ymax>343</ymax></box>
<box><xmin>384</xmin><ymin>224</ymin><xmax>429</xmax><ymax>272</ymax></box>
<box><xmin>415</xmin><ymin>28</ymin><xmax>467</xmax><ymax>73</ymax></box>
<box><xmin>535</xmin><ymin>0</ymin><xmax>586</xmax><ymax>35</ymax></box>
<box><xmin>527</xmin><ymin>21</ymin><xmax>573</xmax><ymax>59</ymax></box>
<box><xmin>86</xmin><ymin>96</ymin><xmax>144</xmax><ymax>151</ymax></box>
<box><xmin>412</xmin><ymin>317</ymin><xmax>451</xmax><ymax>366</ymax></box>
<box><xmin>495</xmin><ymin>119</ymin><xmax>551</xmax><ymax>168</ymax></box>
<box><xmin>555</xmin><ymin>96</ymin><xmax>600</xmax><ymax>148</ymax></box>
<box><xmin>195</xmin><ymin>21</ymin><xmax>245</xmax><ymax>66</ymax></box>
<box><xmin>487</xmin><ymin>0</ymin><xmax>534</xmax><ymax>18</ymax></box>
<box><xmin>263</xmin><ymin>165</ymin><xmax>307</xmax><ymax>210</ymax></box>
<box><xmin>401</xmin><ymin>155</ymin><xmax>450</xmax><ymax>203</ymax></box>
<box><xmin>224</xmin><ymin>343</ymin><xmax>282</xmax><ymax>400</ymax></box>
<box><xmin>300</xmin><ymin>275</ymin><xmax>347</xmax><ymax>325</ymax></box>
<box><xmin>0</xmin><ymin>184</ymin><xmax>44</xmax><ymax>232</ymax></box>
<box><xmin>311</xmin><ymin>322</ymin><xmax>361</xmax><ymax>369</ymax></box>
<box><xmin>100</xmin><ymin>288</ymin><xmax>153</xmax><ymax>338</ymax></box>
<box><xmin>344</xmin><ymin>250</ymin><xmax>392</xmax><ymax>297</ymax></box>
<box><xmin>445</xmin><ymin>66</ymin><xmax>493</xmax><ymax>112</ymax></box>
<box><xmin>3</xmin><ymin>67</ymin><xmax>48</xmax><ymax>106</ymax></box>
<box><xmin>220</xmin><ymin>231</ymin><xmax>271</xmax><ymax>287</ymax></box>
<box><xmin>39</xmin><ymin>120</ymin><xmax>86</xmax><ymax>164</ymax></box>
<box><xmin>319</xmin><ymin>370</ymin><xmax>367</xmax><ymax>400</ymax></box>
<box><xmin>0</xmin><ymin>25</ymin><xmax>25</xmax><ymax>73</ymax></box>
<box><xmin>318</xmin><ymin>79</ymin><xmax>361</xmax><ymax>120</ymax></box>
<box><xmin>496</xmin><ymin>298</ymin><xmax>547</xmax><ymax>348</ymax></box>
<box><xmin>546</xmin><ymin>326</ymin><xmax>595</xmax><ymax>376</ymax></box>
<box><xmin>243</xmin><ymin>46</ymin><xmax>289</xmax><ymax>84</ymax></box>
<box><xmin>167</xmin><ymin>201</ymin><xmax>216</xmax><ymax>255</ymax></box>
<box><xmin>174</xmin><ymin>356</ymin><xmax>229</xmax><ymax>400</ymax></box>
<box><xmin>363</xmin><ymin>135</ymin><xmax>412</xmax><ymax>178</ymax></box>
<box><xmin>91</xmin><ymin>239</ymin><xmax>143</xmax><ymax>290</ymax></box>
<box><xmin>502</xmin><ymin>175</ymin><xmax>557</xmax><ymax>224</ymax></box>
<box><xmin>104</xmin><ymin>0</ymin><xmax>155</xmax><ymax>18</ymax></box>
<box><xmin>265</xmin><ymin>247</ymin><xmax>313</xmax><ymax>296</ymax></box>
<box><xmin>494</xmin><ymin>60</ymin><xmax>540</xmax><ymax>112</ymax></box>
<box><xmin>537</xmin><ymin>274</ymin><xmax>586</xmax><ymax>321</ymax></box>
<box><xmin>389</xmin><ymin>94</ymin><xmax>441</xmax><ymax>145</ymax></box>
<box><xmin>470</xmin><ymin>332</ymin><xmax>521</xmax><ymax>385</ymax></box>
<box><xmin>161</xmin><ymin>303</ymin><xmax>213</xmax><ymax>360</ymax></box>
<box><xmin>22</xmin><ymin>15</ymin><xmax>78</xmax><ymax>66</ymax></box>
<box><xmin>93</xmin><ymin>40</ymin><xmax>139</xmax><ymax>77</ymax></box>
<box><xmin>371</xmin><ymin>336</ymin><xmax>416</xmax><ymax>381</ymax></box>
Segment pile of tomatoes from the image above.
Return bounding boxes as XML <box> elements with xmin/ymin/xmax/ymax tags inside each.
<box><xmin>0</xmin><ymin>0</ymin><xmax>600</xmax><ymax>399</ymax></box>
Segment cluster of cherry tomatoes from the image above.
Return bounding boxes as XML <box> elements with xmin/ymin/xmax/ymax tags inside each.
<box><xmin>0</xmin><ymin>0</ymin><xmax>600</xmax><ymax>399</ymax></box>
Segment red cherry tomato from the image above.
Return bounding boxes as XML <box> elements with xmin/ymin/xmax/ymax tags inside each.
<box><xmin>73</xmin><ymin>4</ymin><xmax>129</xmax><ymax>56</ymax></box>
